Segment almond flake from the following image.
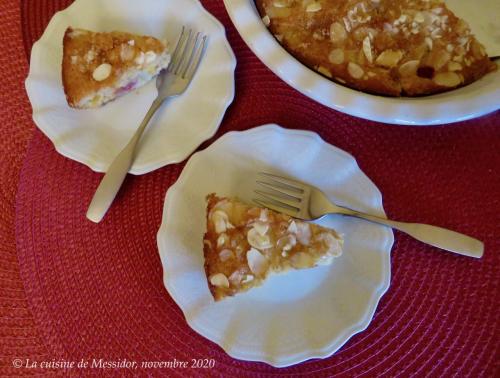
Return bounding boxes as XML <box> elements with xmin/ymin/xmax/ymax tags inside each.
<box><xmin>348</xmin><ymin>62</ymin><xmax>364</xmax><ymax>79</ymax></box>
<box><xmin>362</xmin><ymin>36</ymin><xmax>373</xmax><ymax>63</ymax></box>
<box><xmin>219</xmin><ymin>249</ymin><xmax>234</xmax><ymax>262</ymax></box>
<box><xmin>287</xmin><ymin>220</ymin><xmax>298</xmax><ymax>234</ymax></box>
<box><xmin>247</xmin><ymin>228</ymin><xmax>272</xmax><ymax>250</ymax></box>
<box><xmin>247</xmin><ymin>248</ymin><xmax>269</xmax><ymax>276</ymax></box>
<box><xmin>375</xmin><ymin>49</ymin><xmax>403</xmax><ymax>68</ymax></box>
<box><xmin>317</xmin><ymin>65</ymin><xmax>332</xmax><ymax>78</ymax></box>
<box><xmin>92</xmin><ymin>63</ymin><xmax>112</xmax><ymax>81</ymax></box>
<box><xmin>273</xmin><ymin>1</ymin><xmax>288</xmax><ymax>7</ymax></box>
<box><xmin>399</xmin><ymin>60</ymin><xmax>420</xmax><ymax>77</ymax></box>
<box><xmin>209</xmin><ymin>273</ymin><xmax>229</xmax><ymax>288</ymax></box>
<box><xmin>328</xmin><ymin>48</ymin><xmax>345</xmax><ymax>65</ymax></box>
<box><xmin>433</xmin><ymin>72</ymin><xmax>461</xmax><ymax>87</ymax></box>
<box><xmin>330</xmin><ymin>22</ymin><xmax>347</xmax><ymax>44</ymax></box>
<box><xmin>241</xmin><ymin>275</ymin><xmax>254</xmax><ymax>284</ymax></box>
<box><xmin>425</xmin><ymin>37</ymin><xmax>433</xmax><ymax>50</ymax></box>
<box><xmin>306</xmin><ymin>2</ymin><xmax>322</xmax><ymax>12</ymax></box>
<box><xmin>448</xmin><ymin>62</ymin><xmax>462</xmax><ymax>71</ymax></box>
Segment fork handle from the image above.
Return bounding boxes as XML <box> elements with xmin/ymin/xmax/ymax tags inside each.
<box><xmin>86</xmin><ymin>98</ymin><xmax>163</xmax><ymax>223</ymax></box>
<box><xmin>338</xmin><ymin>209</ymin><xmax>484</xmax><ymax>258</ymax></box>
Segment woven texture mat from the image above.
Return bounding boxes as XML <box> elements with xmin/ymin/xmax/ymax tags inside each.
<box><xmin>0</xmin><ymin>0</ymin><xmax>498</xmax><ymax>376</ymax></box>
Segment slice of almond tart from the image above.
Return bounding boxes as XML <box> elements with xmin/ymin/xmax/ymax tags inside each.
<box><xmin>62</xmin><ymin>27</ymin><xmax>171</xmax><ymax>108</ymax></box>
<box><xmin>203</xmin><ymin>194</ymin><xmax>344</xmax><ymax>301</ymax></box>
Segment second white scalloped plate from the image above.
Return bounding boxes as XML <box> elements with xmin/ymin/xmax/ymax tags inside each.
<box><xmin>157</xmin><ymin>125</ymin><xmax>394</xmax><ymax>367</ymax></box>
<box><xmin>223</xmin><ymin>0</ymin><xmax>499</xmax><ymax>126</ymax></box>
<box><xmin>25</xmin><ymin>0</ymin><xmax>235</xmax><ymax>174</ymax></box>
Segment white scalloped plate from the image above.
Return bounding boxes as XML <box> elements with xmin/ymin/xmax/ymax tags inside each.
<box><xmin>25</xmin><ymin>0</ymin><xmax>235</xmax><ymax>174</ymax></box>
<box><xmin>157</xmin><ymin>125</ymin><xmax>394</xmax><ymax>367</ymax></box>
<box><xmin>223</xmin><ymin>0</ymin><xmax>499</xmax><ymax>126</ymax></box>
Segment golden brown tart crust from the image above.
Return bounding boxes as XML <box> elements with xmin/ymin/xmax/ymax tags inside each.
<box><xmin>255</xmin><ymin>0</ymin><xmax>496</xmax><ymax>96</ymax></box>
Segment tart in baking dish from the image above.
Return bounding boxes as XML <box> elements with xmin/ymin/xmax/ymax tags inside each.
<box><xmin>62</xmin><ymin>27</ymin><xmax>170</xmax><ymax>108</ymax></box>
<box><xmin>255</xmin><ymin>0</ymin><xmax>496</xmax><ymax>96</ymax></box>
<box><xmin>203</xmin><ymin>194</ymin><xmax>343</xmax><ymax>301</ymax></box>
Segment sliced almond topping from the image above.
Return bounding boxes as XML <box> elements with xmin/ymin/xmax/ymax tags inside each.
<box><xmin>219</xmin><ymin>249</ymin><xmax>234</xmax><ymax>262</ymax></box>
<box><xmin>259</xmin><ymin>208</ymin><xmax>269</xmax><ymax>222</ymax></box>
<box><xmin>433</xmin><ymin>72</ymin><xmax>461</xmax><ymax>87</ymax></box>
<box><xmin>362</xmin><ymin>36</ymin><xmax>373</xmax><ymax>63</ymax></box>
<box><xmin>348</xmin><ymin>62</ymin><xmax>364</xmax><ymax>79</ymax></box>
<box><xmin>228</xmin><ymin>270</ymin><xmax>245</xmax><ymax>285</ymax></box>
<box><xmin>316</xmin><ymin>233</ymin><xmax>342</xmax><ymax>257</ymax></box>
<box><xmin>120</xmin><ymin>44</ymin><xmax>135</xmax><ymax>61</ymax></box>
<box><xmin>247</xmin><ymin>248</ymin><xmax>269</xmax><ymax>276</ymax></box>
<box><xmin>262</xmin><ymin>15</ymin><xmax>271</xmax><ymax>26</ymax></box>
<box><xmin>217</xmin><ymin>233</ymin><xmax>227</xmax><ymax>248</ymax></box>
<box><xmin>92</xmin><ymin>63</ymin><xmax>112</xmax><ymax>81</ymax></box>
<box><xmin>209</xmin><ymin>273</ymin><xmax>229</xmax><ymax>288</ymax></box>
<box><xmin>428</xmin><ymin>50</ymin><xmax>451</xmax><ymax>70</ymax></box>
<box><xmin>241</xmin><ymin>275</ymin><xmax>254</xmax><ymax>284</ymax></box>
<box><xmin>306</xmin><ymin>2</ymin><xmax>322</xmax><ymax>12</ymax></box>
<box><xmin>273</xmin><ymin>0</ymin><xmax>288</xmax><ymax>7</ymax></box>
<box><xmin>328</xmin><ymin>48</ymin><xmax>345</xmax><ymax>65</ymax></box>
<box><xmin>471</xmin><ymin>40</ymin><xmax>486</xmax><ymax>58</ymax></box>
<box><xmin>425</xmin><ymin>37</ymin><xmax>433</xmax><ymax>51</ymax></box>
<box><xmin>212</xmin><ymin>210</ymin><xmax>229</xmax><ymax>234</ymax></box>
<box><xmin>287</xmin><ymin>220</ymin><xmax>298</xmax><ymax>234</ymax></box>
<box><xmin>399</xmin><ymin>60</ymin><xmax>420</xmax><ymax>77</ymax></box>
<box><xmin>295</xmin><ymin>222</ymin><xmax>312</xmax><ymax>245</ymax></box>
<box><xmin>448</xmin><ymin>62</ymin><xmax>462</xmax><ymax>71</ymax></box>
<box><xmin>317</xmin><ymin>65</ymin><xmax>332</xmax><ymax>78</ymax></box>
<box><xmin>247</xmin><ymin>228</ymin><xmax>272</xmax><ymax>250</ymax></box>
<box><xmin>85</xmin><ymin>49</ymin><xmax>96</xmax><ymax>63</ymax></box>
<box><xmin>330</xmin><ymin>22</ymin><xmax>347</xmax><ymax>44</ymax></box>
<box><xmin>253</xmin><ymin>221</ymin><xmax>269</xmax><ymax>236</ymax></box>
<box><xmin>277</xmin><ymin>234</ymin><xmax>297</xmax><ymax>252</ymax></box>
<box><xmin>375</xmin><ymin>50</ymin><xmax>403</xmax><ymax>68</ymax></box>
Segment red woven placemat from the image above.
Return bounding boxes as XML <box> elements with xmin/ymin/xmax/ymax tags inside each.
<box><xmin>1</xmin><ymin>0</ymin><xmax>498</xmax><ymax>376</ymax></box>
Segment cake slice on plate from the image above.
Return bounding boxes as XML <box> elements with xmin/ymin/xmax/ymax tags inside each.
<box><xmin>203</xmin><ymin>194</ymin><xmax>344</xmax><ymax>301</ymax></box>
<box><xmin>62</xmin><ymin>27</ymin><xmax>171</xmax><ymax>108</ymax></box>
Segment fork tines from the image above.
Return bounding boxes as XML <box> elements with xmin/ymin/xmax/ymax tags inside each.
<box><xmin>168</xmin><ymin>26</ymin><xmax>207</xmax><ymax>79</ymax></box>
<box><xmin>253</xmin><ymin>172</ymin><xmax>307</xmax><ymax>216</ymax></box>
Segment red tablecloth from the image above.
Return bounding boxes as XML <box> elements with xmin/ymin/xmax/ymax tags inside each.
<box><xmin>1</xmin><ymin>0</ymin><xmax>499</xmax><ymax>376</ymax></box>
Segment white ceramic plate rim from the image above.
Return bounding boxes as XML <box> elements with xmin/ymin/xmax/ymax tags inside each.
<box><xmin>157</xmin><ymin>125</ymin><xmax>394</xmax><ymax>367</ymax></box>
<box><xmin>25</xmin><ymin>0</ymin><xmax>236</xmax><ymax>174</ymax></box>
<box><xmin>223</xmin><ymin>0</ymin><xmax>500</xmax><ymax>126</ymax></box>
